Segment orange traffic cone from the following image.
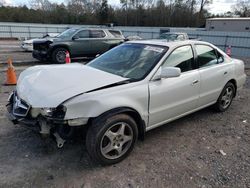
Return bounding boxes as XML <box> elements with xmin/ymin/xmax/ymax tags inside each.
<box><xmin>226</xmin><ymin>46</ymin><xmax>232</xmax><ymax>57</ymax></box>
<box><xmin>5</xmin><ymin>58</ymin><xmax>17</xmax><ymax>85</ymax></box>
<box><xmin>65</xmin><ymin>51</ymin><xmax>71</xmax><ymax>64</ymax></box>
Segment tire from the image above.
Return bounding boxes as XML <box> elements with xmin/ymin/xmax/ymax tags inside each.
<box><xmin>214</xmin><ymin>82</ymin><xmax>235</xmax><ymax>112</ymax></box>
<box><xmin>86</xmin><ymin>114</ymin><xmax>138</xmax><ymax>165</ymax></box>
<box><xmin>52</xmin><ymin>48</ymin><xmax>67</xmax><ymax>64</ymax></box>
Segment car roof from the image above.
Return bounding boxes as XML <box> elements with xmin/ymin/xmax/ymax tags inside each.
<box><xmin>127</xmin><ymin>39</ymin><xmax>212</xmax><ymax>48</ymax></box>
<box><xmin>161</xmin><ymin>32</ymin><xmax>186</xmax><ymax>35</ymax></box>
<box><xmin>69</xmin><ymin>27</ymin><xmax>120</xmax><ymax>31</ymax></box>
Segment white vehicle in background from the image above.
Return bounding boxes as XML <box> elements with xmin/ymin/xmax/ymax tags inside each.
<box><xmin>8</xmin><ymin>40</ymin><xmax>246</xmax><ymax>165</ymax></box>
<box><xmin>21</xmin><ymin>33</ymin><xmax>59</xmax><ymax>51</ymax></box>
<box><xmin>159</xmin><ymin>32</ymin><xmax>189</xmax><ymax>41</ymax></box>
<box><xmin>125</xmin><ymin>35</ymin><xmax>142</xmax><ymax>41</ymax></box>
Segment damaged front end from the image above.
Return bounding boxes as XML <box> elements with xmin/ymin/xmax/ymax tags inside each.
<box><xmin>6</xmin><ymin>91</ymin><xmax>74</xmax><ymax>148</ymax></box>
<box><xmin>32</xmin><ymin>39</ymin><xmax>53</xmax><ymax>61</ymax></box>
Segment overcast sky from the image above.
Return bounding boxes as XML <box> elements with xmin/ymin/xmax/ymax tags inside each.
<box><xmin>3</xmin><ymin>0</ymin><xmax>238</xmax><ymax>14</ymax></box>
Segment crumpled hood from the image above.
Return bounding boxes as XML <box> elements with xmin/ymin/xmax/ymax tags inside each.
<box><xmin>33</xmin><ymin>38</ymin><xmax>56</xmax><ymax>44</ymax></box>
<box><xmin>17</xmin><ymin>63</ymin><xmax>128</xmax><ymax>108</ymax></box>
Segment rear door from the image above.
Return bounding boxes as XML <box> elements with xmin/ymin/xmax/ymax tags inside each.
<box><xmin>89</xmin><ymin>30</ymin><xmax>110</xmax><ymax>55</ymax></box>
<box><xmin>148</xmin><ymin>45</ymin><xmax>200</xmax><ymax>127</ymax></box>
<box><xmin>195</xmin><ymin>44</ymin><xmax>234</xmax><ymax>107</ymax></box>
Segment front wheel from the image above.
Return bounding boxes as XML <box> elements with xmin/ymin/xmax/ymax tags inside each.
<box><xmin>52</xmin><ymin>48</ymin><xmax>67</xmax><ymax>64</ymax></box>
<box><xmin>214</xmin><ymin>82</ymin><xmax>235</xmax><ymax>112</ymax></box>
<box><xmin>86</xmin><ymin>114</ymin><xmax>138</xmax><ymax>165</ymax></box>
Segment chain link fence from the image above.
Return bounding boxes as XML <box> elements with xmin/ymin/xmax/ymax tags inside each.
<box><xmin>0</xmin><ymin>22</ymin><xmax>250</xmax><ymax>57</ymax></box>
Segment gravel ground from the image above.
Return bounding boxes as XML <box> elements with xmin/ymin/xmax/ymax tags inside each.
<box><xmin>0</xmin><ymin>40</ymin><xmax>91</xmax><ymax>66</ymax></box>
<box><xmin>0</xmin><ymin>40</ymin><xmax>37</xmax><ymax>64</ymax></box>
<box><xmin>0</xmin><ymin>64</ymin><xmax>249</xmax><ymax>188</ymax></box>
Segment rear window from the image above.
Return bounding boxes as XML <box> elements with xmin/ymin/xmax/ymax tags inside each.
<box><xmin>57</xmin><ymin>28</ymin><xmax>77</xmax><ymax>39</ymax></box>
<box><xmin>109</xmin><ymin>30</ymin><xmax>123</xmax><ymax>38</ymax></box>
<box><xmin>195</xmin><ymin>45</ymin><xmax>218</xmax><ymax>67</ymax></box>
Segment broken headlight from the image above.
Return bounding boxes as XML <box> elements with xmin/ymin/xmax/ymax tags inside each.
<box><xmin>40</xmin><ymin>108</ymin><xmax>55</xmax><ymax>117</ymax></box>
<box><xmin>41</xmin><ymin>105</ymin><xmax>67</xmax><ymax>118</ymax></box>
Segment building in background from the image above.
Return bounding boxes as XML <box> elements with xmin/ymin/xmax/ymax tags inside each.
<box><xmin>206</xmin><ymin>18</ymin><xmax>250</xmax><ymax>32</ymax></box>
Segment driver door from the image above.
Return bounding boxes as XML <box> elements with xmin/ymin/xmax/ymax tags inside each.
<box><xmin>148</xmin><ymin>45</ymin><xmax>200</xmax><ymax>128</ymax></box>
<box><xmin>70</xmin><ymin>29</ymin><xmax>91</xmax><ymax>57</ymax></box>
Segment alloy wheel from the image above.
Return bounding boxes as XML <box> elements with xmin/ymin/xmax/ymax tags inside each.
<box><xmin>56</xmin><ymin>50</ymin><xmax>66</xmax><ymax>63</ymax></box>
<box><xmin>220</xmin><ymin>87</ymin><xmax>233</xmax><ymax>109</ymax></box>
<box><xmin>100</xmin><ymin>122</ymin><xmax>133</xmax><ymax>160</ymax></box>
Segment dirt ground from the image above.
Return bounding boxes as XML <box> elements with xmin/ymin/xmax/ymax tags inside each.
<box><xmin>0</xmin><ymin>40</ymin><xmax>37</xmax><ymax>64</ymax></box>
<box><xmin>0</xmin><ymin>61</ymin><xmax>249</xmax><ymax>188</ymax></box>
<box><xmin>0</xmin><ymin>40</ymin><xmax>91</xmax><ymax>66</ymax></box>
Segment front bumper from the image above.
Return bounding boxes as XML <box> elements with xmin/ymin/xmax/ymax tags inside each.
<box><xmin>21</xmin><ymin>44</ymin><xmax>33</xmax><ymax>51</ymax></box>
<box><xmin>6</xmin><ymin>102</ymin><xmax>40</xmax><ymax>133</ymax></box>
<box><xmin>6</xmin><ymin>92</ymin><xmax>65</xmax><ymax>131</ymax></box>
<box><xmin>6</xmin><ymin>92</ymin><xmax>87</xmax><ymax>130</ymax></box>
<box><xmin>32</xmin><ymin>50</ymin><xmax>49</xmax><ymax>61</ymax></box>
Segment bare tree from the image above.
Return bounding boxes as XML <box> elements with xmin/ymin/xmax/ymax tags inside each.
<box><xmin>67</xmin><ymin>0</ymin><xmax>85</xmax><ymax>15</ymax></box>
<box><xmin>186</xmin><ymin>0</ymin><xmax>196</xmax><ymax>14</ymax></box>
<box><xmin>0</xmin><ymin>0</ymin><xmax>10</xmax><ymax>6</ymax></box>
<box><xmin>233</xmin><ymin>0</ymin><xmax>250</xmax><ymax>17</ymax></box>
<box><xmin>199</xmin><ymin>0</ymin><xmax>212</xmax><ymax>14</ymax></box>
<box><xmin>29</xmin><ymin>0</ymin><xmax>53</xmax><ymax>11</ymax></box>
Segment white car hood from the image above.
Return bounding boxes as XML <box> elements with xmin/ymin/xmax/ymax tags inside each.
<box><xmin>23</xmin><ymin>39</ymin><xmax>34</xmax><ymax>44</ymax></box>
<box><xmin>24</xmin><ymin>37</ymin><xmax>55</xmax><ymax>44</ymax></box>
<box><xmin>17</xmin><ymin>63</ymin><xmax>128</xmax><ymax>108</ymax></box>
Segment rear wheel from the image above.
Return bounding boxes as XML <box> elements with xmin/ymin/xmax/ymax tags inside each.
<box><xmin>86</xmin><ymin>114</ymin><xmax>138</xmax><ymax>165</ymax></box>
<box><xmin>52</xmin><ymin>48</ymin><xmax>67</xmax><ymax>64</ymax></box>
<box><xmin>214</xmin><ymin>82</ymin><xmax>235</xmax><ymax>112</ymax></box>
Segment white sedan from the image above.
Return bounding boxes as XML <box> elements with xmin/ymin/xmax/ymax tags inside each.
<box><xmin>7</xmin><ymin>40</ymin><xmax>246</xmax><ymax>165</ymax></box>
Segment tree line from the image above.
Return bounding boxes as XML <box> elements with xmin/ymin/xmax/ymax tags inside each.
<box><xmin>0</xmin><ymin>0</ymin><xmax>249</xmax><ymax>27</ymax></box>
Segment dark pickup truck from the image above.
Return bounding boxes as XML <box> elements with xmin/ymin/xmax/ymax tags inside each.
<box><xmin>33</xmin><ymin>28</ymin><xmax>125</xmax><ymax>63</ymax></box>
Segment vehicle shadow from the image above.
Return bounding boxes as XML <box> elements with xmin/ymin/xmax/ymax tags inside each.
<box><xmin>27</xmin><ymin>106</ymin><xmax>217</xmax><ymax>168</ymax></box>
<box><xmin>144</xmin><ymin>107</ymin><xmax>214</xmax><ymax>140</ymax></box>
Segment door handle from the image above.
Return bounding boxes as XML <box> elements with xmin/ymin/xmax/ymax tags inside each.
<box><xmin>224</xmin><ymin>71</ymin><xmax>228</xmax><ymax>75</ymax></box>
<box><xmin>192</xmin><ymin>80</ymin><xmax>199</xmax><ymax>85</ymax></box>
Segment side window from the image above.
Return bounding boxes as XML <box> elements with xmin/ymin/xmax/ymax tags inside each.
<box><xmin>162</xmin><ymin>45</ymin><xmax>195</xmax><ymax>73</ymax></box>
<box><xmin>177</xmin><ymin>35</ymin><xmax>184</xmax><ymax>40</ymax></box>
<box><xmin>109</xmin><ymin>30</ymin><xmax>122</xmax><ymax>38</ymax></box>
<box><xmin>90</xmin><ymin>30</ymin><xmax>106</xmax><ymax>38</ymax></box>
<box><xmin>75</xmin><ymin>30</ymin><xmax>89</xmax><ymax>38</ymax></box>
<box><xmin>195</xmin><ymin>45</ymin><xmax>218</xmax><ymax>68</ymax></box>
<box><xmin>216</xmin><ymin>50</ymin><xmax>224</xmax><ymax>63</ymax></box>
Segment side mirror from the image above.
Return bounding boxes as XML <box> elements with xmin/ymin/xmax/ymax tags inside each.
<box><xmin>72</xmin><ymin>35</ymin><xmax>79</xmax><ymax>40</ymax></box>
<box><xmin>153</xmin><ymin>67</ymin><xmax>181</xmax><ymax>80</ymax></box>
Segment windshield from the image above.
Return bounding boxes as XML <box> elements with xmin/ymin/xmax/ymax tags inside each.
<box><xmin>159</xmin><ymin>33</ymin><xmax>178</xmax><ymax>40</ymax></box>
<box><xmin>87</xmin><ymin>43</ymin><xmax>168</xmax><ymax>80</ymax></box>
<box><xmin>57</xmin><ymin>28</ymin><xmax>77</xmax><ymax>39</ymax></box>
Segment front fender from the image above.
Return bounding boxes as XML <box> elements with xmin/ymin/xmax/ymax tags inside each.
<box><xmin>63</xmin><ymin>82</ymin><xmax>149</xmax><ymax>124</ymax></box>
<box><xmin>48</xmin><ymin>43</ymin><xmax>70</xmax><ymax>55</ymax></box>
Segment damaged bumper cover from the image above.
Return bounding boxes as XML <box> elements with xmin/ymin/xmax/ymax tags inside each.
<box><xmin>6</xmin><ymin>92</ymin><xmax>88</xmax><ymax>129</ymax></box>
<box><xmin>6</xmin><ymin>92</ymin><xmax>66</xmax><ymax>131</ymax></box>
<box><xmin>6</xmin><ymin>91</ymin><xmax>89</xmax><ymax>148</ymax></box>
<box><xmin>6</xmin><ymin>92</ymin><xmax>38</xmax><ymax>128</ymax></box>
<box><xmin>32</xmin><ymin>40</ymin><xmax>53</xmax><ymax>61</ymax></box>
